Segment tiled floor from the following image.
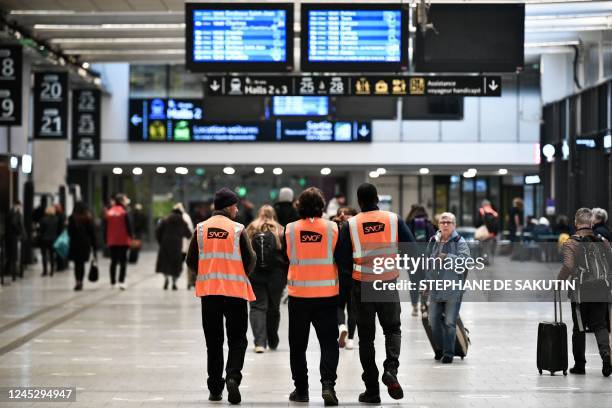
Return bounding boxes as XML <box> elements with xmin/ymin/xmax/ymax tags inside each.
<box><xmin>1</xmin><ymin>252</ymin><xmax>611</xmax><ymax>407</ymax></box>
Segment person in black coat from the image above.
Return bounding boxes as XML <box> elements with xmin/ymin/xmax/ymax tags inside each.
<box><xmin>592</xmin><ymin>208</ymin><xmax>611</xmax><ymax>241</ymax></box>
<box><xmin>39</xmin><ymin>206</ymin><xmax>59</xmax><ymax>277</ymax></box>
<box><xmin>6</xmin><ymin>201</ymin><xmax>25</xmax><ymax>278</ymax></box>
<box><xmin>273</xmin><ymin>187</ymin><xmax>299</xmax><ymax>227</ymax></box>
<box><xmin>68</xmin><ymin>202</ymin><xmax>97</xmax><ymax>291</ymax></box>
<box><xmin>155</xmin><ymin>207</ymin><xmax>192</xmax><ymax>290</ymax></box>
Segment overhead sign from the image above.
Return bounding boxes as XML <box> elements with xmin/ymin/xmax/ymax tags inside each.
<box><xmin>72</xmin><ymin>89</ymin><xmax>101</xmax><ymax>160</ymax></box>
<box><xmin>0</xmin><ymin>45</ymin><xmax>22</xmax><ymax>126</ymax></box>
<box><xmin>129</xmin><ymin>98</ymin><xmax>203</xmax><ymax>141</ymax></box>
<box><xmin>33</xmin><ymin>72</ymin><xmax>68</xmax><ymax>139</ymax></box>
<box><xmin>130</xmin><ymin>118</ymin><xmax>371</xmax><ymax>143</ymax></box>
<box><xmin>205</xmin><ymin>75</ymin><xmax>502</xmax><ymax>97</ymax></box>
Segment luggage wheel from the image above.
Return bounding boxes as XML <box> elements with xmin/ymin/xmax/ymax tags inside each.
<box><xmin>538</xmin><ymin>369</ymin><xmax>543</xmax><ymax>375</ymax></box>
<box><xmin>563</xmin><ymin>370</ymin><xmax>567</xmax><ymax>376</ymax></box>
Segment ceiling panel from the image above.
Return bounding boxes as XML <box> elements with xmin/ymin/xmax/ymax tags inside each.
<box><xmin>56</xmin><ymin>0</ymin><xmax>99</xmax><ymax>12</ymax></box>
<box><xmin>90</xmin><ymin>0</ymin><xmax>133</xmax><ymax>12</ymax></box>
<box><xmin>126</xmin><ymin>0</ymin><xmax>168</xmax><ymax>12</ymax></box>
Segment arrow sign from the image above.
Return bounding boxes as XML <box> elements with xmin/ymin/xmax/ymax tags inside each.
<box><xmin>209</xmin><ymin>80</ymin><xmax>220</xmax><ymax>92</ymax></box>
<box><xmin>358</xmin><ymin>124</ymin><xmax>370</xmax><ymax>137</ymax></box>
<box><xmin>488</xmin><ymin>80</ymin><xmax>499</xmax><ymax>91</ymax></box>
<box><xmin>130</xmin><ymin>114</ymin><xmax>142</xmax><ymax>126</ymax></box>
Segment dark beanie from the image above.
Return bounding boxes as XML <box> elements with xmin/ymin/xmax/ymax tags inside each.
<box><xmin>357</xmin><ymin>183</ymin><xmax>379</xmax><ymax>207</ymax></box>
<box><xmin>214</xmin><ymin>187</ymin><xmax>239</xmax><ymax>210</ymax></box>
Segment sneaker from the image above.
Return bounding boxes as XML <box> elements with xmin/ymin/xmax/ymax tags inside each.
<box><xmin>569</xmin><ymin>365</ymin><xmax>585</xmax><ymax>375</ymax></box>
<box><xmin>268</xmin><ymin>339</ymin><xmax>279</xmax><ymax>350</ymax></box>
<box><xmin>603</xmin><ymin>360</ymin><xmax>612</xmax><ymax>377</ymax></box>
<box><xmin>411</xmin><ymin>305</ymin><xmax>418</xmax><ymax>317</ymax></box>
<box><xmin>254</xmin><ymin>346</ymin><xmax>265</xmax><ymax>354</ymax></box>
<box><xmin>382</xmin><ymin>371</ymin><xmax>404</xmax><ymax>400</ymax></box>
<box><xmin>118</xmin><ymin>283</ymin><xmax>127</xmax><ymax>290</ymax></box>
<box><xmin>289</xmin><ymin>388</ymin><xmax>309</xmax><ymax>402</ymax></box>
<box><xmin>226</xmin><ymin>378</ymin><xmax>241</xmax><ymax>405</ymax></box>
<box><xmin>321</xmin><ymin>386</ymin><xmax>338</xmax><ymax>406</ymax></box>
<box><xmin>441</xmin><ymin>355</ymin><xmax>453</xmax><ymax>364</ymax></box>
<box><xmin>208</xmin><ymin>392</ymin><xmax>222</xmax><ymax>401</ymax></box>
<box><xmin>338</xmin><ymin>324</ymin><xmax>348</xmax><ymax>348</ymax></box>
<box><xmin>358</xmin><ymin>389</ymin><xmax>380</xmax><ymax>404</ymax></box>
<box><xmin>345</xmin><ymin>339</ymin><xmax>354</xmax><ymax>350</ymax></box>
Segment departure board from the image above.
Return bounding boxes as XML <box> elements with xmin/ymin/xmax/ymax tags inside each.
<box><xmin>301</xmin><ymin>4</ymin><xmax>408</xmax><ymax>72</ymax></box>
<box><xmin>273</xmin><ymin>96</ymin><xmax>329</xmax><ymax>116</ymax></box>
<box><xmin>185</xmin><ymin>3</ymin><xmax>294</xmax><ymax>72</ymax></box>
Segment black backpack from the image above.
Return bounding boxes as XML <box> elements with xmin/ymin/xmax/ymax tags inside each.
<box><xmin>570</xmin><ymin>235</ymin><xmax>611</xmax><ymax>289</ymax></box>
<box><xmin>251</xmin><ymin>231</ymin><xmax>278</xmax><ymax>270</ymax></box>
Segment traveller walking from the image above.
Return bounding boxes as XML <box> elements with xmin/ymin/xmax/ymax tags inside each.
<box><xmin>185</xmin><ymin>187</ymin><xmax>255</xmax><ymax>404</ymax></box>
<box><xmin>336</xmin><ymin>183</ymin><xmax>415</xmax><ymax>403</ymax></box>
<box><xmin>592</xmin><ymin>208</ymin><xmax>611</xmax><ymax>241</ymax></box>
<box><xmin>332</xmin><ymin>206</ymin><xmax>358</xmax><ymax>349</ymax></box>
<box><xmin>274</xmin><ymin>187</ymin><xmax>299</xmax><ymax>227</ymax></box>
<box><xmin>39</xmin><ymin>206</ymin><xmax>59</xmax><ymax>277</ymax></box>
<box><xmin>285</xmin><ymin>187</ymin><xmax>340</xmax><ymax>406</ymax></box>
<box><xmin>155</xmin><ymin>204</ymin><xmax>192</xmax><ymax>290</ymax></box>
<box><xmin>6</xmin><ymin>201</ymin><xmax>25</xmax><ymax>279</ymax></box>
<box><xmin>558</xmin><ymin>207</ymin><xmax>612</xmax><ymax>377</ymax></box>
<box><xmin>104</xmin><ymin>194</ymin><xmax>132</xmax><ymax>289</ymax></box>
<box><xmin>67</xmin><ymin>202</ymin><xmax>97</xmax><ymax>291</ymax></box>
<box><xmin>425</xmin><ymin>212</ymin><xmax>471</xmax><ymax>364</ymax></box>
<box><xmin>246</xmin><ymin>205</ymin><xmax>288</xmax><ymax>353</ymax></box>
<box><xmin>406</xmin><ymin>205</ymin><xmax>436</xmax><ymax>316</ymax></box>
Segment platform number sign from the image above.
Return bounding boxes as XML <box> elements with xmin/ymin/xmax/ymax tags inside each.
<box><xmin>34</xmin><ymin>72</ymin><xmax>68</xmax><ymax>139</ymax></box>
<box><xmin>72</xmin><ymin>89</ymin><xmax>101</xmax><ymax>160</ymax></box>
<box><xmin>0</xmin><ymin>45</ymin><xmax>22</xmax><ymax>126</ymax></box>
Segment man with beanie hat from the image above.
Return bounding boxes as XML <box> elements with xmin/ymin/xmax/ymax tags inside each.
<box><xmin>336</xmin><ymin>183</ymin><xmax>415</xmax><ymax>403</ymax></box>
<box><xmin>186</xmin><ymin>187</ymin><xmax>256</xmax><ymax>405</ymax></box>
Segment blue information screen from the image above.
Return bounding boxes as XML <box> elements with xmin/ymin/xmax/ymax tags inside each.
<box><xmin>273</xmin><ymin>96</ymin><xmax>329</xmax><ymax>116</ymax></box>
<box><xmin>307</xmin><ymin>9</ymin><xmax>402</xmax><ymax>62</ymax></box>
<box><xmin>192</xmin><ymin>9</ymin><xmax>287</xmax><ymax>63</ymax></box>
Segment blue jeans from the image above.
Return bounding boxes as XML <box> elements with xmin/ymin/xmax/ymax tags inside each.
<box><xmin>429</xmin><ymin>300</ymin><xmax>461</xmax><ymax>358</ymax></box>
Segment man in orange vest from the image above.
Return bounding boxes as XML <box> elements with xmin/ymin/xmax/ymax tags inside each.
<box><xmin>285</xmin><ymin>187</ymin><xmax>340</xmax><ymax>406</ymax></box>
<box><xmin>185</xmin><ymin>187</ymin><xmax>255</xmax><ymax>405</ymax></box>
<box><xmin>336</xmin><ymin>183</ymin><xmax>415</xmax><ymax>404</ymax></box>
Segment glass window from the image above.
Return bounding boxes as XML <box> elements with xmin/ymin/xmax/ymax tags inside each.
<box><xmin>462</xmin><ymin>178</ymin><xmax>474</xmax><ymax>226</ymax></box>
<box><xmin>129</xmin><ymin>65</ymin><xmax>167</xmax><ymax>98</ymax></box>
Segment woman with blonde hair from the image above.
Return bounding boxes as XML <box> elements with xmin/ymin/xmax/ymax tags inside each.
<box><xmin>246</xmin><ymin>205</ymin><xmax>288</xmax><ymax>353</ymax></box>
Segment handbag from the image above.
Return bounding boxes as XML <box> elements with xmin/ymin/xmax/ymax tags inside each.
<box><xmin>88</xmin><ymin>259</ymin><xmax>99</xmax><ymax>282</ymax></box>
<box><xmin>53</xmin><ymin>230</ymin><xmax>70</xmax><ymax>259</ymax></box>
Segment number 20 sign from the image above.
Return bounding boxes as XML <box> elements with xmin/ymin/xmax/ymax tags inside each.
<box><xmin>34</xmin><ymin>71</ymin><xmax>68</xmax><ymax>139</ymax></box>
<box><xmin>0</xmin><ymin>45</ymin><xmax>23</xmax><ymax>126</ymax></box>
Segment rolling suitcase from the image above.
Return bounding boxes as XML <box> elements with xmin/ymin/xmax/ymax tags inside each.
<box><xmin>421</xmin><ymin>302</ymin><xmax>470</xmax><ymax>359</ymax></box>
<box><xmin>536</xmin><ymin>289</ymin><xmax>568</xmax><ymax>376</ymax></box>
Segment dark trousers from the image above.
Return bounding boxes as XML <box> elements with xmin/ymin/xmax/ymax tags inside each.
<box><xmin>571</xmin><ymin>302</ymin><xmax>611</xmax><ymax>367</ymax></box>
<box><xmin>109</xmin><ymin>246</ymin><xmax>128</xmax><ymax>284</ymax></box>
<box><xmin>74</xmin><ymin>261</ymin><xmax>85</xmax><ymax>282</ymax></box>
<box><xmin>352</xmin><ymin>281</ymin><xmax>401</xmax><ymax>390</ymax></box>
<box><xmin>288</xmin><ymin>296</ymin><xmax>339</xmax><ymax>391</ymax></box>
<box><xmin>337</xmin><ymin>275</ymin><xmax>356</xmax><ymax>339</ymax></box>
<box><xmin>201</xmin><ymin>296</ymin><xmax>248</xmax><ymax>394</ymax></box>
<box><xmin>249</xmin><ymin>276</ymin><xmax>284</xmax><ymax>348</ymax></box>
<box><xmin>40</xmin><ymin>241</ymin><xmax>55</xmax><ymax>276</ymax></box>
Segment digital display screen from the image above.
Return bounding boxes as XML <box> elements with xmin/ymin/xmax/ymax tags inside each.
<box><xmin>272</xmin><ymin>96</ymin><xmax>329</xmax><ymax>116</ymax></box>
<box><xmin>185</xmin><ymin>3</ymin><xmax>294</xmax><ymax>72</ymax></box>
<box><xmin>301</xmin><ymin>4</ymin><xmax>408</xmax><ymax>72</ymax></box>
<box><xmin>129</xmin><ymin>98</ymin><xmax>203</xmax><ymax>142</ymax></box>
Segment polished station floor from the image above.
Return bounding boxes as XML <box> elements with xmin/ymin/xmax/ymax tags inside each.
<box><xmin>1</xmin><ymin>252</ymin><xmax>611</xmax><ymax>407</ymax></box>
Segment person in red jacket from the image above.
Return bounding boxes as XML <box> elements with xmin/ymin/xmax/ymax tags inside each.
<box><xmin>104</xmin><ymin>194</ymin><xmax>133</xmax><ymax>290</ymax></box>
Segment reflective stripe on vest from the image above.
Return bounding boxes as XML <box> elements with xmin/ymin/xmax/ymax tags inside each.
<box><xmin>349</xmin><ymin>211</ymin><xmax>400</xmax><ymax>282</ymax></box>
<box><xmin>195</xmin><ymin>216</ymin><xmax>255</xmax><ymax>301</ymax></box>
<box><xmin>286</xmin><ymin>218</ymin><xmax>338</xmax><ymax>298</ymax></box>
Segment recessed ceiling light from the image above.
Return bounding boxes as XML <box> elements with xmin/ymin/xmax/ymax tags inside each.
<box><xmin>223</xmin><ymin>166</ymin><xmax>235</xmax><ymax>175</ymax></box>
<box><xmin>273</xmin><ymin>167</ymin><xmax>283</xmax><ymax>175</ymax></box>
<box><xmin>156</xmin><ymin>166</ymin><xmax>166</xmax><ymax>174</ymax></box>
<box><xmin>112</xmin><ymin>167</ymin><xmax>123</xmax><ymax>175</ymax></box>
<box><xmin>320</xmin><ymin>167</ymin><xmax>331</xmax><ymax>176</ymax></box>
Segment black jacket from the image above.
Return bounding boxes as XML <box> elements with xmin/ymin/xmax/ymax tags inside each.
<box><xmin>156</xmin><ymin>210</ymin><xmax>192</xmax><ymax>277</ymax></box>
<box><xmin>593</xmin><ymin>222</ymin><xmax>611</xmax><ymax>241</ymax></box>
<box><xmin>185</xmin><ymin>211</ymin><xmax>255</xmax><ymax>275</ymax></box>
<box><xmin>273</xmin><ymin>202</ymin><xmax>299</xmax><ymax>227</ymax></box>
<box><xmin>68</xmin><ymin>215</ymin><xmax>97</xmax><ymax>263</ymax></box>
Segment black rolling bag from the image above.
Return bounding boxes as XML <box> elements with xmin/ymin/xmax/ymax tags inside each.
<box><xmin>536</xmin><ymin>289</ymin><xmax>568</xmax><ymax>376</ymax></box>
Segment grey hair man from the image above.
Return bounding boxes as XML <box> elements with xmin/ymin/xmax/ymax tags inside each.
<box><xmin>558</xmin><ymin>207</ymin><xmax>612</xmax><ymax>377</ymax></box>
<box><xmin>592</xmin><ymin>208</ymin><xmax>610</xmax><ymax>241</ymax></box>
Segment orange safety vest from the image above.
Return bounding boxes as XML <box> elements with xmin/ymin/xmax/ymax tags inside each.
<box><xmin>286</xmin><ymin>217</ymin><xmax>339</xmax><ymax>298</ymax></box>
<box><xmin>195</xmin><ymin>215</ymin><xmax>255</xmax><ymax>301</ymax></box>
<box><xmin>348</xmin><ymin>210</ymin><xmax>399</xmax><ymax>282</ymax></box>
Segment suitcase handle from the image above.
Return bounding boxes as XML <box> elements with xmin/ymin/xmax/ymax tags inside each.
<box><xmin>554</xmin><ymin>288</ymin><xmax>563</xmax><ymax>324</ymax></box>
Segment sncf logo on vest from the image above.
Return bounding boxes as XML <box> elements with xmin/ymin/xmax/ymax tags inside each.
<box><xmin>300</xmin><ymin>231</ymin><xmax>323</xmax><ymax>243</ymax></box>
<box><xmin>207</xmin><ymin>227</ymin><xmax>229</xmax><ymax>239</ymax></box>
<box><xmin>363</xmin><ymin>222</ymin><xmax>385</xmax><ymax>235</ymax></box>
